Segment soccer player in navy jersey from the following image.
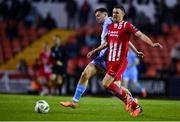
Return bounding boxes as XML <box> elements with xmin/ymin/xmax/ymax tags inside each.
<box><xmin>88</xmin><ymin>6</ymin><xmax>162</xmax><ymax>116</ymax></box>
<box><xmin>60</xmin><ymin>8</ymin><xmax>143</xmax><ymax>109</ymax></box>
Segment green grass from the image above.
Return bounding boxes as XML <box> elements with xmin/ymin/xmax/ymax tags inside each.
<box><xmin>0</xmin><ymin>94</ymin><xmax>180</xmax><ymax>121</ymax></box>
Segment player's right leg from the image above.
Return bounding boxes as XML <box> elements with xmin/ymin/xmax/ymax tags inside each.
<box><xmin>131</xmin><ymin>105</ymin><xmax>143</xmax><ymax>117</ymax></box>
<box><xmin>109</xmin><ymin>82</ymin><xmax>139</xmax><ymax>112</ymax></box>
<box><xmin>104</xmin><ymin>61</ymin><xmax>141</xmax><ymax>114</ymax></box>
<box><xmin>60</xmin><ymin>63</ymin><xmax>100</xmax><ymax>108</ymax></box>
<box><xmin>114</xmin><ymin>80</ymin><xmax>137</xmax><ymax>111</ymax></box>
<box><xmin>121</xmin><ymin>75</ymin><xmax>139</xmax><ymax>111</ymax></box>
<box><xmin>102</xmin><ymin>73</ymin><xmax>137</xmax><ymax>112</ymax></box>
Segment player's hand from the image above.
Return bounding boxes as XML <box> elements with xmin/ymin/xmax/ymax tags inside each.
<box><xmin>137</xmin><ymin>52</ymin><xmax>144</xmax><ymax>58</ymax></box>
<box><xmin>153</xmin><ymin>43</ymin><xmax>163</xmax><ymax>48</ymax></box>
<box><xmin>57</xmin><ymin>61</ymin><xmax>63</xmax><ymax>66</ymax></box>
<box><xmin>87</xmin><ymin>51</ymin><xmax>95</xmax><ymax>58</ymax></box>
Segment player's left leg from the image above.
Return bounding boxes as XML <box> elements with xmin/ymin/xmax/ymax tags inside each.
<box><xmin>60</xmin><ymin>63</ymin><xmax>101</xmax><ymax>108</ymax></box>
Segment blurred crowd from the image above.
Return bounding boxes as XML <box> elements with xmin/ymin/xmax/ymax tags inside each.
<box><xmin>64</xmin><ymin>0</ymin><xmax>180</xmax><ymax>33</ymax></box>
<box><xmin>0</xmin><ymin>0</ymin><xmax>57</xmax><ymax>63</ymax></box>
<box><xmin>64</xmin><ymin>0</ymin><xmax>180</xmax><ymax>78</ymax></box>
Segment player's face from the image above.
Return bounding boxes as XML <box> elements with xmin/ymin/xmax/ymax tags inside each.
<box><xmin>112</xmin><ymin>8</ymin><xmax>124</xmax><ymax>22</ymax></box>
<box><xmin>53</xmin><ymin>36</ymin><xmax>60</xmax><ymax>45</ymax></box>
<box><xmin>95</xmin><ymin>11</ymin><xmax>106</xmax><ymax>24</ymax></box>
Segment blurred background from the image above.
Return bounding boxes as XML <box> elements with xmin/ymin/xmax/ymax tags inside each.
<box><xmin>0</xmin><ymin>0</ymin><xmax>180</xmax><ymax>98</ymax></box>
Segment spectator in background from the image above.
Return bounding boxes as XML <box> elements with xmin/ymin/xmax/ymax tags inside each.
<box><xmin>40</xmin><ymin>42</ymin><xmax>51</xmax><ymax>62</ymax></box>
<box><xmin>24</xmin><ymin>7</ymin><xmax>39</xmax><ymax>28</ymax></box>
<box><xmin>173</xmin><ymin>0</ymin><xmax>180</xmax><ymax>25</ymax></box>
<box><xmin>32</xmin><ymin>58</ymin><xmax>42</xmax><ymax>77</ymax></box>
<box><xmin>0</xmin><ymin>0</ymin><xmax>9</xmax><ymax>20</ymax></box>
<box><xmin>8</xmin><ymin>0</ymin><xmax>21</xmax><ymax>19</ymax></box>
<box><xmin>176</xmin><ymin>61</ymin><xmax>180</xmax><ymax>77</ymax></box>
<box><xmin>135</xmin><ymin>11</ymin><xmax>152</xmax><ymax>34</ymax></box>
<box><xmin>75</xmin><ymin>47</ymin><xmax>91</xmax><ymax>76</ymax></box>
<box><xmin>50</xmin><ymin>35</ymin><xmax>68</xmax><ymax>95</ymax></box>
<box><xmin>66</xmin><ymin>36</ymin><xmax>80</xmax><ymax>58</ymax></box>
<box><xmin>158</xmin><ymin>43</ymin><xmax>180</xmax><ymax>78</ymax></box>
<box><xmin>154</xmin><ymin>0</ymin><xmax>170</xmax><ymax>25</ymax></box>
<box><xmin>43</xmin><ymin>12</ymin><xmax>57</xmax><ymax>30</ymax></box>
<box><xmin>171</xmin><ymin>43</ymin><xmax>180</xmax><ymax>63</ymax></box>
<box><xmin>30</xmin><ymin>43</ymin><xmax>52</xmax><ymax>96</ymax></box>
<box><xmin>19</xmin><ymin>0</ymin><xmax>32</xmax><ymax>20</ymax></box>
<box><xmin>84</xmin><ymin>29</ymin><xmax>98</xmax><ymax>48</ymax></box>
<box><xmin>16</xmin><ymin>58</ymin><xmax>28</xmax><ymax>74</ymax></box>
<box><xmin>104</xmin><ymin>0</ymin><xmax>117</xmax><ymax>16</ymax></box>
<box><xmin>78</xmin><ymin>0</ymin><xmax>91</xmax><ymax>27</ymax></box>
<box><xmin>36</xmin><ymin>42</ymin><xmax>52</xmax><ymax>96</ymax></box>
<box><xmin>126</xmin><ymin>1</ymin><xmax>137</xmax><ymax>22</ymax></box>
<box><xmin>6</xmin><ymin>20</ymin><xmax>18</xmax><ymax>41</ymax></box>
<box><xmin>65</xmin><ymin>0</ymin><xmax>78</xmax><ymax>29</ymax></box>
<box><xmin>66</xmin><ymin>46</ymin><xmax>90</xmax><ymax>93</ymax></box>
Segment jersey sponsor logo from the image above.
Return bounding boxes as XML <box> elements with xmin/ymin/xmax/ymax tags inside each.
<box><xmin>108</xmin><ymin>30</ymin><xmax>118</xmax><ymax>37</ymax></box>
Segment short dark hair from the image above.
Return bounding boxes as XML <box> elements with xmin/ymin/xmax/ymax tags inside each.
<box><xmin>113</xmin><ymin>5</ymin><xmax>126</xmax><ymax>14</ymax></box>
<box><xmin>94</xmin><ymin>8</ymin><xmax>108</xmax><ymax>14</ymax></box>
<box><xmin>55</xmin><ymin>35</ymin><xmax>61</xmax><ymax>38</ymax></box>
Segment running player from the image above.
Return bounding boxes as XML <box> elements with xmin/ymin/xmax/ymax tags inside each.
<box><xmin>60</xmin><ymin>8</ymin><xmax>143</xmax><ymax>108</ymax></box>
<box><xmin>87</xmin><ymin>6</ymin><xmax>162</xmax><ymax>116</ymax></box>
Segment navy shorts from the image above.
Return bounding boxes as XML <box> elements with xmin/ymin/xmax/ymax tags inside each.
<box><xmin>91</xmin><ymin>49</ymin><xmax>107</xmax><ymax>73</ymax></box>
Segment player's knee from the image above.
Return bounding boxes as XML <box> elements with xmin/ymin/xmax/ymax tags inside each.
<box><xmin>81</xmin><ymin>71</ymin><xmax>89</xmax><ymax>82</ymax></box>
<box><xmin>102</xmin><ymin>81</ymin><xmax>110</xmax><ymax>88</ymax></box>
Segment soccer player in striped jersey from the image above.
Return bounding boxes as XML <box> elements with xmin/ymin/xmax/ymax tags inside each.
<box><xmin>88</xmin><ymin>6</ymin><xmax>162</xmax><ymax>116</ymax></box>
<box><xmin>60</xmin><ymin>8</ymin><xmax>143</xmax><ymax>109</ymax></box>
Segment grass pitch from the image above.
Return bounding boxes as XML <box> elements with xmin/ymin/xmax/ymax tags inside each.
<box><xmin>0</xmin><ymin>94</ymin><xmax>180</xmax><ymax>121</ymax></box>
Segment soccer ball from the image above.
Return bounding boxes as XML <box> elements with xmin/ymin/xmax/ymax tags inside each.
<box><xmin>35</xmin><ymin>100</ymin><xmax>50</xmax><ymax>114</ymax></box>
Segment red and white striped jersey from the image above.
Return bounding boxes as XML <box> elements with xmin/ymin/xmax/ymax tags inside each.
<box><xmin>107</xmin><ymin>21</ymin><xmax>138</xmax><ymax>62</ymax></box>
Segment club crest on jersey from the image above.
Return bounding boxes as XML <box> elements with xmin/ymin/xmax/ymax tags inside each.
<box><xmin>118</xmin><ymin>23</ymin><xmax>123</xmax><ymax>29</ymax></box>
<box><xmin>114</xmin><ymin>23</ymin><xmax>118</xmax><ymax>28</ymax></box>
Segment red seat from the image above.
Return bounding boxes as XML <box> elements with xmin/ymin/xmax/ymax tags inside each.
<box><xmin>4</xmin><ymin>47</ymin><xmax>13</xmax><ymax>60</ymax></box>
<box><xmin>12</xmin><ymin>39</ymin><xmax>21</xmax><ymax>53</ymax></box>
<box><xmin>144</xmin><ymin>65</ymin><xmax>157</xmax><ymax>77</ymax></box>
<box><xmin>22</xmin><ymin>38</ymin><xmax>30</xmax><ymax>48</ymax></box>
<box><xmin>0</xmin><ymin>51</ymin><xmax>4</xmax><ymax>64</ymax></box>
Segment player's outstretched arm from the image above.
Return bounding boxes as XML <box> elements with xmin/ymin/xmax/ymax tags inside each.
<box><xmin>135</xmin><ymin>31</ymin><xmax>163</xmax><ymax>48</ymax></box>
<box><xmin>129</xmin><ymin>41</ymin><xmax>144</xmax><ymax>58</ymax></box>
<box><xmin>87</xmin><ymin>41</ymin><xmax>108</xmax><ymax>58</ymax></box>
